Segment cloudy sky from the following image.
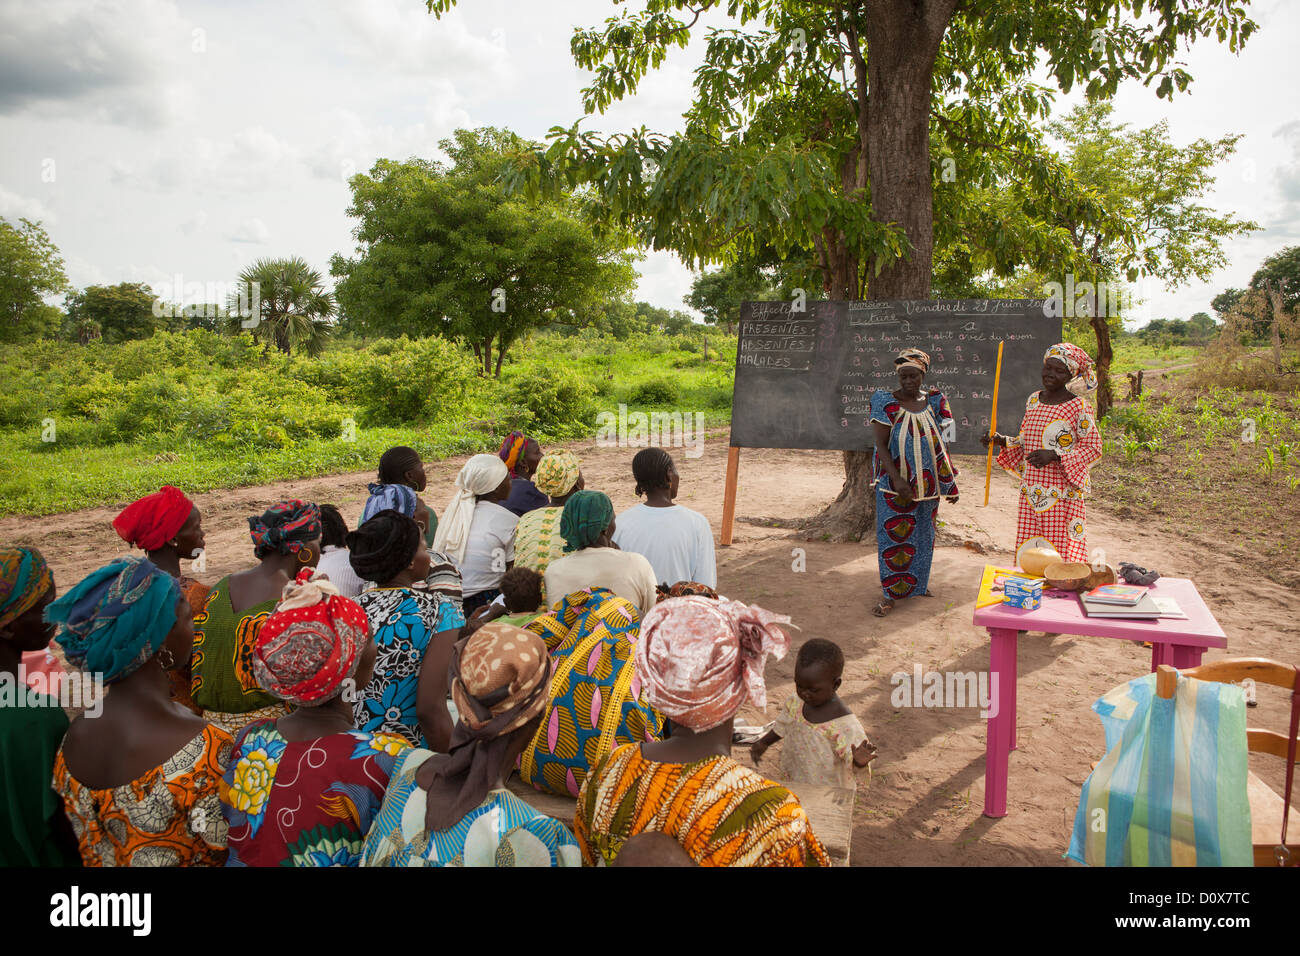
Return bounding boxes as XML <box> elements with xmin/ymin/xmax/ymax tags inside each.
<box><xmin>1</xmin><ymin>0</ymin><xmax>1297</xmax><ymax>325</ymax></box>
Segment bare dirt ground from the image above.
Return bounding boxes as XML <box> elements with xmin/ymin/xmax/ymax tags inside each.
<box><xmin>4</xmin><ymin>426</ymin><xmax>1297</xmax><ymax>866</ymax></box>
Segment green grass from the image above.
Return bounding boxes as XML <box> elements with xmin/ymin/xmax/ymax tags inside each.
<box><xmin>0</xmin><ymin>328</ymin><xmax>738</xmax><ymax>516</ymax></box>
<box><xmin>1107</xmin><ymin>342</ymin><xmax>1201</xmax><ymax>376</ymax></box>
<box><xmin>2</xmin><ymin>328</ymin><xmax>1220</xmax><ymax>518</ymax></box>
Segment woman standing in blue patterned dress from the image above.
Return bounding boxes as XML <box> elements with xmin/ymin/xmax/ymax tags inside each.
<box><xmin>869</xmin><ymin>348</ymin><xmax>960</xmax><ymax>617</ymax></box>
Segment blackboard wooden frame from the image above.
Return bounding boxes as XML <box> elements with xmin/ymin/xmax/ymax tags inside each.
<box><xmin>720</xmin><ymin>299</ymin><xmax>1061</xmax><ymax>545</ymax></box>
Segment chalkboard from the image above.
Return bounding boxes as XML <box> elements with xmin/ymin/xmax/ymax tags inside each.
<box><xmin>729</xmin><ymin>299</ymin><xmax>1061</xmax><ymax>455</ymax></box>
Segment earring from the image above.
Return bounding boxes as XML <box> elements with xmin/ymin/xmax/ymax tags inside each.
<box><xmin>157</xmin><ymin>646</ymin><xmax>176</xmax><ymax>670</ymax></box>
<box><xmin>297</xmin><ymin>549</ymin><xmax>313</xmax><ymax>564</ymax></box>
<box><xmin>168</xmin><ymin>540</ymin><xmax>178</xmax><ymax>547</ymax></box>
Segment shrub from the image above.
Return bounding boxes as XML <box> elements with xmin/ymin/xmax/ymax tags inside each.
<box><xmin>502</xmin><ymin>364</ymin><xmax>595</xmax><ymax>438</ymax></box>
<box><xmin>346</xmin><ymin>336</ymin><xmax>477</xmax><ymax>425</ymax></box>
<box><xmin>630</xmin><ymin>376</ymin><xmax>680</xmax><ymax>405</ymax></box>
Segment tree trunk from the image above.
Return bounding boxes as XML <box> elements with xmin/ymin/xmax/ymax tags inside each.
<box><xmin>1090</xmin><ymin>314</ymin><xmax>1114</xmax><ymax>418</ymax></box>
<box><xmin>494</xmin><ymin>343</ymin><xmax>506</xmax><ymax>377</ymax></box>
<box><xmin>801</xmin><ymin>1</ymin><xmax>955</xmax><ymax>542</ymax></box>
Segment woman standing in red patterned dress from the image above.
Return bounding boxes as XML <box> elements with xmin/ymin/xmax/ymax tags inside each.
<box><xmin>981</xmin><ymin>343</ymin><xmax>1103</xmax><ymax>563</ymax></box>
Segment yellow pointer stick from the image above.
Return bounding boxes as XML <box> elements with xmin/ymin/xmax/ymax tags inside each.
<box><xmin>983</xmin><ymin>340</ymin><xmax>1004</xmax><ymax>507</ymax></box>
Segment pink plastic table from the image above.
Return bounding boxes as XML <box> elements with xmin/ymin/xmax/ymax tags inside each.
<box><xmin>972</xmin><ymin>576</ymin><xmax>1227</xmax><ymax>818</ymax></box>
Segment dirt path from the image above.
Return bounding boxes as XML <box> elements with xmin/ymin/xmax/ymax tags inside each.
<box><xmin>5</xmin><ymin>431</ymin><xmax>1296</xmax><ymax>866</ymax></box>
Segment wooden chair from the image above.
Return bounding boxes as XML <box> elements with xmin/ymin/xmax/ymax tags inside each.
<box><xmin>1156</xmin><ymin>658</ymin><xmax>1300</xmax><ymax>866</ymax></box>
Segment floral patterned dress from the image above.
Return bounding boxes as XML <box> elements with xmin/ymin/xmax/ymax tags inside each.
<box><xmin>220</xmin><ymin>720</ymin><xmax>409</xmax><ymax>867</ymax></box>
<box><xmin>996</xmin><ymin>392</ymin><xmax>1103</xmax><ymax>563</ymax></box>
<box><xmin>771</xmin><ymin>696</ymin><xmax>869</xmax><ymax>790</ymax></box>
<box><xmin>361</xmin><ymin>750</ymin><xmax>581</xmax><ymax>868</ymax></box>
<box><xmin>53</xmin><ymin>724</ymin><xmax>233</xmax><ymax>866</ymax></box>
<box><xmin>353</xmin><ymin>586</ymin><xmax>465</xmax><ymax>747</ymax></box>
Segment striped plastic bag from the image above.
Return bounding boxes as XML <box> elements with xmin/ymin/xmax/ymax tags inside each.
<box><xmin>1066</xmin><ymin>671</ymin><xmax>1252</xmax><ymax>866</ymax></box>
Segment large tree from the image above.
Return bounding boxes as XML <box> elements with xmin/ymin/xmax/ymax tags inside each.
<box><xmin>1038</xmin><ymin>101</ymin><xmax>1257</xmax><ymax>414</ymax></box>
<box><xmin>225</xmin><ymin>257</ymin><xmax>334</xmax><ymax>356</ymax></box>
<box><xmin>331</xmin><ymin>127</ymin><xmax>638</xmax><ymax>375</ymax></box>
<box><xmin>0</xmin><ymin>217</ymin><xmax>68</xmax><ymax>342</ymax></box>
<box><xmin>64</xmin><ymin>282</ymin><xmax>158</xmax><ymax>344</ymax></box>
<box><xmin>429</xmin><ymin>0</ymin><xmax>1257</xmax><ymax>539</ymax></box>
<box><xmin>1250</xmin><ymin>245</ymin><xmax>1300</xmax><ymax>310</ymax></box>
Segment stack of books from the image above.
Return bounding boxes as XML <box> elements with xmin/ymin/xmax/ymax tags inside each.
<box><xmin>1079</xmin><ymin>584</ymin><xmax>1186</xmax><ymax>619</ymax></box>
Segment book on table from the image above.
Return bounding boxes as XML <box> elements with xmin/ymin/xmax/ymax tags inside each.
<box><xmin>1079</xmin><ymin>593</ymin><xmax>1185</xmax><ymax>619</ymax></box>
<box><xmin>1082</xmin><ymin>583</ymin><xmax>1149</xmax><ymax>606</ymax></box>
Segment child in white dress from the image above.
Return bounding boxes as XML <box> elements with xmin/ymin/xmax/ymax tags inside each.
<box><xmin>751</xmin><ymin>638</ymin><xmax>876</xmax><ymax>789</ymax></box>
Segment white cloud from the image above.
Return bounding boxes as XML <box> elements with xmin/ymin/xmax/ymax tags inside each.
<box><xmin>231</xmin><ymin>217</ymin><xmax>270</xmax><ymax>244</ymax></box>
<box><xmin>0</xmin><ymin>186</ymin><xmax>56</xmax><ymax>224</ymax></box>
<box><xmin>0</xmin><ymin>0</ymin><xmax>195</xmax><ymax>127</ymax></box>
<box><xmin>326</xmin><ymin>0</ymin><xmax>513</xmax><ymax>87</ymax></box>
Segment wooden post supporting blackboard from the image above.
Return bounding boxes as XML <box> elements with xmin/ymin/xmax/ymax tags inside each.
<box><xmin>721</xmin><ymin>446</ymin><xmax>740</xmax><ymax>546</ymax></box>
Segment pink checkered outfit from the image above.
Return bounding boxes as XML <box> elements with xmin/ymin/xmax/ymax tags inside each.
<box><xmin>996</xmin><ymin>391</ymin><xmax>1102</xmax><ymax>563</ymax></box>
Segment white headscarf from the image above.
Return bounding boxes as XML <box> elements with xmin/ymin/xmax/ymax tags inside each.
<box><xmin>433</xmin><ymin>454</ymin><xmax>509</xmax><ymax>563</ymax></box>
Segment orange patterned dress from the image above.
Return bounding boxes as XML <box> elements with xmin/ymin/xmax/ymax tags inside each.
<box><xmin>575</xmin><ymin>742</ymin><xmax>830</xmax><ymax>867</ymax></box>
<box><xmin>52</xmin><ymin>724</ymin><xmax>234</xmax><ymax>866</ymax></box>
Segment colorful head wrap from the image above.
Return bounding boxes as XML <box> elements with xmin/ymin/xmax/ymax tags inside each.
<box><xmin>248</xmin><ymin>500</ymin><xmax>322</xmax><ymax>559</ymax></box>
<box><xmin>498</xmin><ymin>431</ymin><xmax>529</xmax><ymax>478</ymax></box>
<box><xmin>46</xmin><ymin>557</ymin><xmax>180</xmax><ymax>684</ymax></box>
<box><xmin>361</xmin><ymin>482</ymin><xmax>417</xmax><ymax>523</ymax></box>
<box><xmin>559</xmin><ymin>490</ymin><xmax>614</xmax><ymax>553</ymax></box>
<box><xmin>655</xmin><ymin>580</ymin><xmax>720</xmax><ymax>600</ymax></box>
<box><xmin>534</xmin><ymin>450</ymin><xmax>581</xmax><ymax>498</ymax></box>
<box><xmin>432</xmin><ymin>454</ymin><xmax>509</xmax><ymax>564</ymax></box>
<box><xmin>0</xmin><ymin>547</ymin><xmax>54</xmax><ymax>631</ymax></box>
<box><xmin>112</xmin><ymin>485</ymin><xmax>196</xmax><ymax>552</ymax></box>
<box><xmin>636</xmin><ymin>596</ymin><xmax>792</xmax><ymax>732</ymax></box>
<box><xmin>420</xmin><ymin>623</ymin><xmax>552</xmax><ymax>832</ymax></box>
<box><xmin>253</xmin><ymin>569</ymin><xmax>370</xmax><ymax>706</ymax></box>
<box><xmin>450</xmin><ymin>623</ymin><xmax>550</xmax><ymax>735</ymax></box>
<box><xmin>895</xmin><ymin>348</ymin><xmax>931</xmax><ymax>374</ymax></box>
<box><xmin>1044</xmin><ymin>342</ymin><xmax>1098</xmax><ymax>394</ymax></box>
<box><xmin>347</xmin><ymin>510</ymin><xmax>421</xmax><ymax>586</ymax></box>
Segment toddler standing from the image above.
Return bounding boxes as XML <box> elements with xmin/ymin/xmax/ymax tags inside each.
<box><xmin>751</xmin><ymin>638</ymin><xmax>876</xmax><ymax>789</ymax></box>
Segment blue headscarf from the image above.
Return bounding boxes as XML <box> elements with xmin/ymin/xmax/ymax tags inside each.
<box><xmin>361</xmin><ymin>482</ymin><xmax>417</xmax><ymax>524</ymax></box>
<box><xmin>46</xmin><ymin>557</ymin><xmax>181</xmax><ymax>684</ymax></box>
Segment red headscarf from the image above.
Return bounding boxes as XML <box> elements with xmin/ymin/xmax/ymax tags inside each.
<box><xmin>112</xmin><ymin>485</ymin><xmax>195</xmax><ymax>551</ymax></box>
<box><xmin>253</xmin><ymin>569</ymin><xmax>370</xmax><ymax>706</ymax></box>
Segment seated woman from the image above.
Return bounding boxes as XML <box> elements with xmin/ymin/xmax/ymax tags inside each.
<box><xmin>361</xmin><ymin>623</ymin><xmax>580</xmax><ymax>867</ymax></box>
<box><xmin>544</xmin><ymin>491</ymin><xmax>657</xmax><ymax>614</ymax></box>
<box><xmin>576</xmin><ymin>595</ymin><xmax>830</xmax><ymax>867</ymax></box>
<box><xmin>313</xmin><ymin>504</ymin><xmax>365</xmax><ymax>598</ymax></box>
<box><xmin>433</xmin><ymin>453</ymin><xmax>517</xmax><ymax>616</ymax></box>
<box><xmin>514</xmin><ymin>450</ymin><xmax>583</xmax><ymax>605</ymax></box>
<box><xmin>112</xmin><ymin>484</ymin><xmax>210</xmax><ymax>713</ymax></box>
<box><xmin>348</xmin><ymin>510</ymin><xmax>465</xmax><ymax>750</ymax></box>
<box><xmin>48</xmin><ymin>557</ymin><xmax>232</xmax><ymax>866</ymax></box>
<box><xmin>498</xmin><ymin>431</ymin><xmax>548</xmax><ymax>517</ymax></box>
<box><xmin>191</xmin><ymin>501</ymin><xmax>322</xmax><ymax>735</ymax></box>
<box><xmin>367</xmin><ymin>446</ymin><xmax>438</xmax><ymax>547</ymax></box>
<box><xmin>515</xmin><ymin>586</ymin><xmax>664</xmax><ymax>796</ymax></box>
<box><xmin>220</xmin><ymin>572</ymin><xmax>409</xmax><ymax>867</ymax></box>
<box><xmin>0</xmin><ymin>547</ymin><xmax>79</xmax><ymax>866</ymax></box>
<box><xmin>613</xmin><ymin>448</ymin><xmax>716</xmax><ymax>590</ymax></box>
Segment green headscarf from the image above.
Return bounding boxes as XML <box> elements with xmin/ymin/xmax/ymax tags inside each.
<box><xmin>559</xmin><ymin>490</ymin><xmax>615</xmax><ymax>553</ymax></box>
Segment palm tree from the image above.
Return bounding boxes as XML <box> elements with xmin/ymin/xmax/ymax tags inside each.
<box><xmin>226</xmin><ymin>257</ymin><xmax>334</xmax><ymax>356</ymax></box>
